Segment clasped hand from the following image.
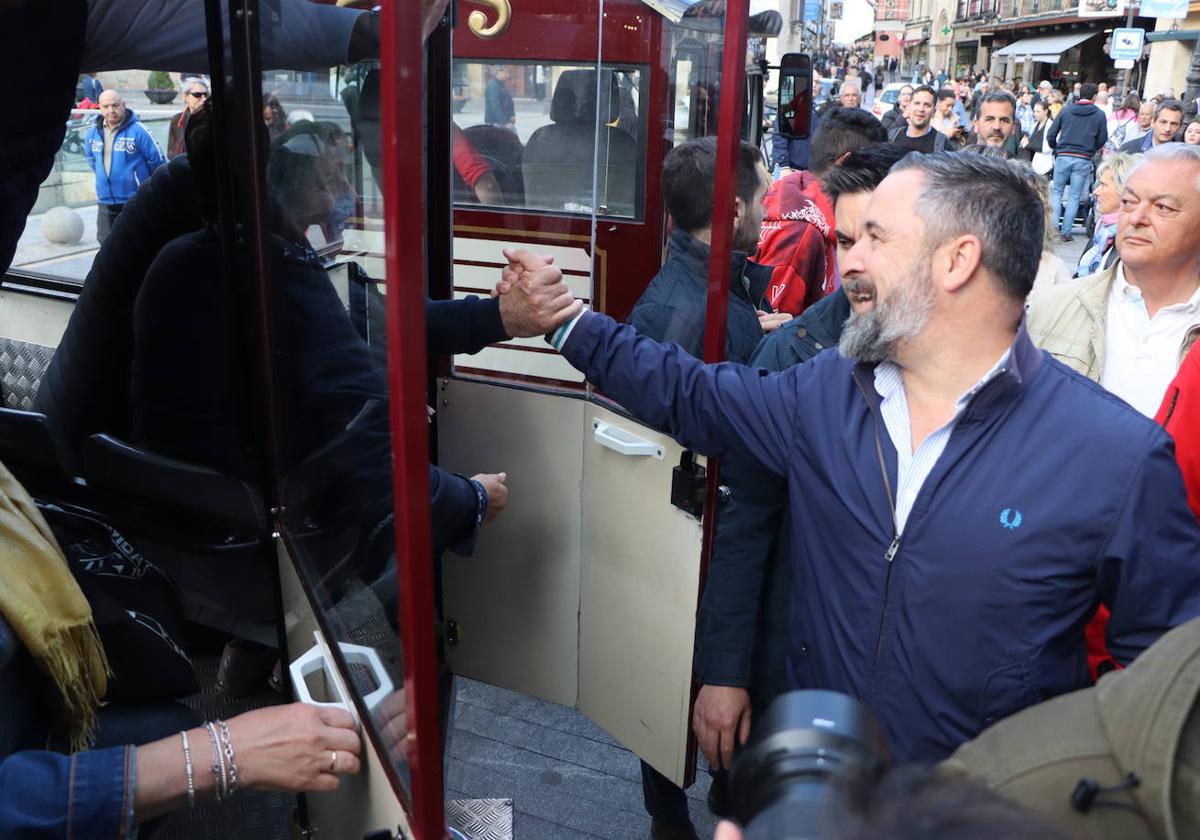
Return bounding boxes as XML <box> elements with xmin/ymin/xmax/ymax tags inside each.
<box><xmin>494</xmin><ymin>248</ymin><xmax>584</xmax><ymax>337</ymax></box>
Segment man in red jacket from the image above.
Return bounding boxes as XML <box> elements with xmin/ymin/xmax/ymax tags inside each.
<box><xmin>754</xmin><ymin>108</ymin><xmax>884</xmax><ymax>317</ymax></box>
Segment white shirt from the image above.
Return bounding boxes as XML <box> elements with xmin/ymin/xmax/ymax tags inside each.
<box><xmin>874</xmin><ymin>350</ymin><xmax>1012</xmax><ymax>534</ymax></box>
<box><xmin>1100</xmin><ymin>265</ymin><xmax>1200</xmax><ymax>417</ymax></box>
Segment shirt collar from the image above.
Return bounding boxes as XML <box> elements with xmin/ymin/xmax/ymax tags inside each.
<box><xmin>1114</xmin><ymin>263</ymin><xmax>1200</xmax><ymax>312</ymax></box>
<box><xmin>873</xmin><ymin>348</ymin><xmax>1012</xmax><ymax>414</ymax></box>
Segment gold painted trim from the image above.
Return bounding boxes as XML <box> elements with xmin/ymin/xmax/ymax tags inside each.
<box><xmin>466</xmin><ymin>0</ymin><xmax>512</xmax><ymax>39</ymax></box>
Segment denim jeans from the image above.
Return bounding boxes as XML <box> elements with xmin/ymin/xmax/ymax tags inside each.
<box><xmin>1050</xmin><ymin>156</ymin><xmax>1093</xmax><ymax>235</ymax></box>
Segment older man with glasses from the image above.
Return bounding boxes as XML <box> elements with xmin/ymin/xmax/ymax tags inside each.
<box><xmin>167</xmin><ymin>79</ymin><xmax>210</xmax><ymax>159</ymax></box>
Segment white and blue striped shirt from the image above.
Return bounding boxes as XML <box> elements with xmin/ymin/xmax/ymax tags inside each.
<box><xmin>874</xmin><ymin>350</ymin><xmax>1011</xmax><ymax>533</ymax></box>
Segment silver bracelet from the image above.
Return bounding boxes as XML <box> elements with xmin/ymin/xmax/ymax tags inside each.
<box><xmin>218</xmin><ymin>719</ymin><xmax>238</xmax><ymax>796</ymax></box>
<box><xmin>205</xmin><ymin>721</ymin><xmax>227</xmax><ymax>802</ymax></box>
<box><xmin>180</xmin><ymin>730</ymin><xmax>196</xmax><ymax>809</ymax></box>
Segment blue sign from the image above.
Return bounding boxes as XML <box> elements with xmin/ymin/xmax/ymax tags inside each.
<box><xmin>1110</xmin><ymin>27</ymin><xmax>1145</xmax><ymax>61</ymax></box>
<box><xmin>803</xmin><ymin>0</ymin><xmax>821</xmax><ymax>21</ymax></box>
<box><xmin>1140</xmin><ymin>0</ymin><xmax>1188</xmax><ymax>17</ymax></box>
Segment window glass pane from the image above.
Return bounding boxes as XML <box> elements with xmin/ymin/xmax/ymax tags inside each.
<box><xmin>13</xmin><ymin>71</ymin><xmax>177</xmax><ymax>283</ymax></box>
<box><xmin>451</xmin><ymin>60</ymin><xmax>646</xmax><ymax>220</ymax></box>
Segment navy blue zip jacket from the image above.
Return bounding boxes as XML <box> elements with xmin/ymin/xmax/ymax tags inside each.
<box><xmin>551</xmin><ymin>310</ymin><xmax>1200</xmax><ymax>762</ymax></box>
<box><xmin>628</xmin><ymin>228</ymin><xmax>772</xmax><ymax>364</ymax></box>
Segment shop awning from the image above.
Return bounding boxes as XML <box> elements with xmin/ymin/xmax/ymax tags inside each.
<box><xmin>993</xmin><ymin>31</ymin><xmax>1099</xmax><ymax>63</ymax></box>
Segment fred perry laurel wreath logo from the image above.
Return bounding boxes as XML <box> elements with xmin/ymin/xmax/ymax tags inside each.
<box><xmin>1000</xmin><ymin>509</ymin><xmax>1023</xmax><ymax>530</ymax></box>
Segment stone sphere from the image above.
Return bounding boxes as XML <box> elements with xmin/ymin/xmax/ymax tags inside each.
<box><xmin>43</xmin><ymin>206</ymin><xmax>84</xmax><ymax>245</ymax></box>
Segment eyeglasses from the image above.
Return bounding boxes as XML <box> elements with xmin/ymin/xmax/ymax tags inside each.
<box><xmin>186</xmin><ymin>91</ymin><xmax>209</xmax><ymax>99</ymax></box>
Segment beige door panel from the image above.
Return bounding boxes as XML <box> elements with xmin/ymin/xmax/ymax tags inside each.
<box><xmin>578</xmin><ymin>405</ymin><xmax>704</xmax><ymax>786</ymax></box>
<box><xmin>436</xmin><ymin>378</ymin><xmax>586</xmax><ymax>707</ymax></box>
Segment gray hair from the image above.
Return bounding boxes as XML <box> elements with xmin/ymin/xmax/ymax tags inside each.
<box><xmin>1127</xmin><ymin>142</ymin><xmax>1200</xmax><ymax>187</ymax></box>
<box><xmin>891</xmin><ymin>153</ymin><xmax>1043</xmax><ymax>301</ymax></box>
<box><xmin>841</xmin><ymin>79</ymin><xmax>861</xmax><ymax>94</ymax></box>
<box><xmin>1154</xmin><ymin>98</ymin><xmax>1184</xmax><ymax>120</ymax></box>
<box><xmin>187</xmin><ymin>78</ymin><xmax>210</xmax><ymax>94</ymax></box>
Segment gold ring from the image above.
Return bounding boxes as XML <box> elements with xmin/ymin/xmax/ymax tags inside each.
<box><xmin>328</xmin><ymin>750</ymin><xmax>338</xmax><ymax>773</ymax></box>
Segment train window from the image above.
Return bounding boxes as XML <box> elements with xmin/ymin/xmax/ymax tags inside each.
<box><xmin>451</xmin><ymin>61</ymin><xmax>646</xmax><ymax>220</ymax></box>
<box><xmin>11</xmin><ymin>70</ymin><xmax>177</xmax><ymax>285</ymax></box>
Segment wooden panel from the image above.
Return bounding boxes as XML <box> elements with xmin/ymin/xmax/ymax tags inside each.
<box><xmin>453</xmin><ymin>236</ymin><xmax>593</xmax><ymax>274</ymax></box>
<box><xmin>577</xmin><ymin>404</ymin><xmax>704</xmax><ymax>786</ymax></box>
<box><xmin>437</xmin><ymin>378</ymin><xmax>586</xmax><ymax>707</ymax></box>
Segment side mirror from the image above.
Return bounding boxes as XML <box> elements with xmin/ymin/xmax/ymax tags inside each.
<box><xmin>777</xmin><ymin>53</ymin><xmax>813</xmax><ymax>140</ymax></box>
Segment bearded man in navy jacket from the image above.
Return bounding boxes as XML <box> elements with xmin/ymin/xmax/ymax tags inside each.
<box><xmin>531</xmin><ymin>152</ymin><xmax>1200</xmax><ymax>763</ymax></box>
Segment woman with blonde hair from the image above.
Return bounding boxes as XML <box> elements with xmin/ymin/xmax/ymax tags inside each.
<box><xmin>1076</xmin><ymin>152</ymin><xmax>1135</xmax><ymax>277</ymax></box>
<box><xmin>1048</xmin><ymin>88</ymin><xmax>1064</xmax><ymax>119</ymax></box>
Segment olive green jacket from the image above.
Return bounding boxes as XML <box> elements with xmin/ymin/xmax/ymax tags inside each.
<box><xmin>943</xmin><ymin>617</ymin><xmax>1200</xmax><ymax>840</ymax></box>
<box><xmin>1026</xmin><ymin>261</ymin><xmax>1200</xmax><ymax>383</ymax></box>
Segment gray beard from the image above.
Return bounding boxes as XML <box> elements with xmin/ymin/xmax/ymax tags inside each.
<box><xmin>838</xmin><ymin>262</ymin><xmax>936</xmax><ymax>364</ymax></box>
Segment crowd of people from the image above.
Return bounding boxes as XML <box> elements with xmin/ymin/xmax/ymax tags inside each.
<box><xmin>619</xmin><ymin>60</ymin><xmax>1200</xmax><ymax>840</ymax></box>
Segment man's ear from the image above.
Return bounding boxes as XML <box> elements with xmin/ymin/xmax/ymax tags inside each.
<box><xmin>733</xmin><ymin>194</ymin><xmax>746</xmax><ymax>228</ymax></box>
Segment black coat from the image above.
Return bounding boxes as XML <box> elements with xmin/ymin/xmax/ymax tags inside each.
<box><xmin>695</xmin><ymin>289</ymin><xmax>850</xmax><ymax>705</ymax></box>
<box><xmin>484</xmin><ymin>78</ymin><xmax>515</xmax><ymax>126</ymax></box>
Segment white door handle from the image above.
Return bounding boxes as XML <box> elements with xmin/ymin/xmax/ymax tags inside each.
<box><xmin>592</xmin><ymin>419</ymin><xmax>663</xmax><ymax>459</ymax></box>
<box><xmin>289</xmin><ymin>633</ymin><xmax>396</xmax><ymax>715</ymax></box>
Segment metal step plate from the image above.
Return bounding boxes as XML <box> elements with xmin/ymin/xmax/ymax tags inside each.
<box><xmin>446</xmin><ymin>798</ymin><xmax>514</xmax><ymax>840</ymax></box>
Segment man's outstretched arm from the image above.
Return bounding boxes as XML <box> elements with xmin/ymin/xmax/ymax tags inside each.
<box><xmin>548</xmin><ymin>310</ymin><xmax>799</xmax><ymax>475</ymax></box>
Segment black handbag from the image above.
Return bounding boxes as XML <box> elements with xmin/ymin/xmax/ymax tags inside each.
<box><xmin>38</xmin><ymin>503</ymin><xmax>199</xmax><ymax>702</ymax></box>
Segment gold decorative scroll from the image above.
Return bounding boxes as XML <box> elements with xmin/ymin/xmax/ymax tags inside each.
<box><xmin>466</xmin><ymin>0</ymin><xmax>512</xmax><ymax>39</ymax></box>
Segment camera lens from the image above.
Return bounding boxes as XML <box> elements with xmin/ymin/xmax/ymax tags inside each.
<box><xmin>729</xmin><ymin>691</ymin><xmax>890</xmax><ymax>840</ymax></box>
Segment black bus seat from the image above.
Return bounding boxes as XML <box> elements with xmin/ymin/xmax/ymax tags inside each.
<box><xmin>84</xmin><ymin>434</ymin><xmax>269</xmax><ymax>537</ymax></box>
<box><xmin>460</xmin><ymin>124</ymin><xmax>526</xmax><ymax>204</ymax></box>
<box><xmin>522</xmin><ymin>69</ymin><xmax>638</xmax><ymax>216</ymax></box>
<box><xmin>0</xmin><ymin>409</ymin><xmax>76</xmax><ymax>477</ymax></box>
<box><xmin>80</xmin><ymin>434</ymin><xmax>277</xmax><ymax>643</ymax></box>
<box><xmin>0</xmin><ymin>336</ymin><xmax>84</xmax><ymax>491</ymax></box>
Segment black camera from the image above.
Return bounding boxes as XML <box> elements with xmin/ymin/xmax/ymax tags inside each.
<box><xmin>728</xmin><ymin>690</ymin><xmax>891</xmax><ymax>840</ymax></box>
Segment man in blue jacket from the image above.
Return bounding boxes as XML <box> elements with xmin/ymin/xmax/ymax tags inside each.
<box><xmin>540</xmin><ymin>152</ymin><xmax>1200</xmax><ymax>764</ymax></box>
<box><xmin>83</xmin><ymin>90</ymin><xmax>165</xmax><ymax>243</ymax></box>
<box><xmin>627</xmin><ymin>136</ymin><xmax>774</xmax><ymax>366</ymax></box>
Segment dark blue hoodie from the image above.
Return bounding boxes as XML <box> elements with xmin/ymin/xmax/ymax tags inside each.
<box><xmin>1047</xmin><ymin>100</ymin><xmax>1109</xmax><ymax>159</ymax></box>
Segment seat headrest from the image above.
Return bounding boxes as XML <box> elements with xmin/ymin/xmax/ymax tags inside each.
<box><xmin>549</xmin><ymin>70</ymin><xmax>623</xmax><ymax>125</ymax></box>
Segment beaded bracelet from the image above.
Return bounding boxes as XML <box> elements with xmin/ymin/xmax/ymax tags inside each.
<box><xmin>180</xmin><ymin>730</ymin><xmax>196</xmax><ymax>809</ymax></box>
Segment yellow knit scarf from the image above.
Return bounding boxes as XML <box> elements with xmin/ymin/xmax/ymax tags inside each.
<box><xmin>0</xmin><ymin>461</ymin><xmax>108</xmax><ymax>751</ymax></box>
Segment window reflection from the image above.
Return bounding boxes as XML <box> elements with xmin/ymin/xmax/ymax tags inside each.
<box><xmin>451</xmin><ymin>61</ymin><xmax>646</xmax><ymax>219</ymax></box>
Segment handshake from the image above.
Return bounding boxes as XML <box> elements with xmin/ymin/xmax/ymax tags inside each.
<box><xmin>494</xmin><ymin>248</ymin><xmax>585</xmax><ymax>339</ymax></box>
